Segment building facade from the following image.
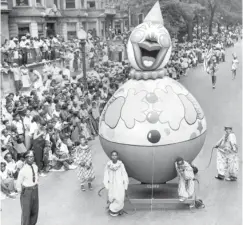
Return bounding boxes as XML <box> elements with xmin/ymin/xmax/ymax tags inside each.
<box><xmin>1</xmin><ymin>0</ymin><xmax>11</xmax><ymax>43</ymax></box>
<box><xmin>7</xmin><ymin>0</ymin><xmax>130</xmax><ymax>41</ymax></box>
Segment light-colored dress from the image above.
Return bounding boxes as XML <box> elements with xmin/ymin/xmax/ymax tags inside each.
<box><xmin>75</xmin><ymin>144</ymin><xmax>95</xmax><ymax>185</ymax></box>
<box><xmin>232</xmin><ymin>58</ymin><xmax>239</xmax><ymax>71</ymax></box>
<box><xmin>103</xmin><ymin>160</ymin><xmax>129</xmax><ymax>214</ymax></box>
<box><xmin>215</xmin><ymin>132</ymin><xmax>239</xmax><ymax>178</ymax></box>
<box><xmin>175</xmin><ymin>161</ymin><xmax>194</xmax><ymax>199</ymax></box>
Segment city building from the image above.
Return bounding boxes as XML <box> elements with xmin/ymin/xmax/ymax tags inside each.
<box><xmin>1</xmin><ymin>0</ymin><xmax>11</xmax><ymax>43</ymax></box>
<box><xmin>6</xmin><ymin>0</ymin><xmax>130</xmax><ymax>40</ymax></box>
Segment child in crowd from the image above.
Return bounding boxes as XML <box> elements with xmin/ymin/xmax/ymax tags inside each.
<box><xmin>74</xmin><ymin>137</ymin><xmax>95</xmax><ymax>191</ymax></box>
<box><xmin>0</xmin><ymin>162</ymin><xmax>17</xmax><ymax>199</ymax></box>
<box><xmin>4</xmin><ymin>153</ymin><xmax>18</xmax><ymax>179</ymax></box>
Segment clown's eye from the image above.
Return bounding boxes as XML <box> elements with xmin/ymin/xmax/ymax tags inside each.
<box><xmin>158</xmin><ymin>35</ymin><xmax>170</xmax><ymax>48</ymax></box>
<box><xmin>130</xmin><ymin>30</ymin><xmax>145</xmax><ymax>43</ymax></box>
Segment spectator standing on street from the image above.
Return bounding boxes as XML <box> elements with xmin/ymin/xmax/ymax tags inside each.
<box><xmin>32</xmin><ymin>120</ymin><xmax>47</xmax><ymax>177</ymax></box>
<box><xmin>16</xmin><ymin>150</ymin><xmax>39</xmax><ymax>225</ymax></box>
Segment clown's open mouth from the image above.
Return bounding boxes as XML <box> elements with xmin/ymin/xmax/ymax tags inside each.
<box><xmin>132</xmin><ymin>38</ymin><xmax>169</xmax><ymax>70</ymax></box>
<box><xmin>139</xmin><ymin>40</ymin><xmax>161</xmax><ymax>67</ymax></box>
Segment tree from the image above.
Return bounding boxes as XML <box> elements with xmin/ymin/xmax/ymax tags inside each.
<box><xmin>117</xmin><ymin>0</ymin><xmax>241</xmax><ymax>41</ymax></box>
<box><xmin>158</xmin><ymin>0</ymin><xmax>206</xmax><ymax>42</ymax></box>
<box><xmin>198</xmin><ymin>0</ymin><xmax>242</xmax><ymax>35</ymax></box>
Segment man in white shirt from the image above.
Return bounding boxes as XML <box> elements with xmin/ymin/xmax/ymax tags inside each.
<box><xmin>20</xmin><ymin>36</ymin><xmax>28</xmax><ymax>65</ymax></box>
<box><xmin>16</xmin><ymin>150</ymin><xmax>39</xmax><ymax>225</ymax></box>
<box><xmin>33</xmin><ymin>37</ymin><xmax>41</xmax><ymax>62</ymax></box>
<box><xmin>9</xmin><ymin>37</ymin><xmax>17</xmax><ymax>50</ymax></box>
<box><xmin>9</xmin><ymin>63</ymin><xmax>22</xmax><ymax>93</ymax></box>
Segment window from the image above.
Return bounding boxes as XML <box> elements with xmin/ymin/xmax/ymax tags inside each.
<box><xmin>80</xmin><ymin>0</ymin><xmax>84</xmax><ymax>8</ymax></box>
<box><xmin>131</xmin><ymin>14</ymin><xmax>137</xmax><ymax>27</ymax></box>
<box><xmin>66</xmin><ymin>0</ymin><xmax>75</xmax><ymax>8</ymax></box>
<box><xmin>115</xmin><ymin>21</ymin><xmax>121</xmax><ymax>34</ymax></box>
<box><xmin>82</xmin><ymin>22</ymin><xmax>87</xmax><ymax>31</ymax></box>
<box><xmin>87</xmin><ymin>1</ymin><xmax>96</xmax><ymax>9</ymax></box>
<box><xmin>16</xmin><ymin>0</ymin><xmax>29</xmax><ymax>6</ymax></box>
<box><xmin>18</xmin><ymin>24</ymin><xmax>30</xmax><ymax>39</ymax></box>
<box><xmin>36</xmin><ymin>0</ymin><xmax>43</xmax><ymax>7</ymax></box>
<box><xmin>138</xmin><ymin>14</ymin><xmax>143</xmax><ymax>24</ymax></box>
<box><xmin>38</xmin><ymin>24</ymin><xmax>44</xmax><ymax>37</ymax></box>
<box><xmin>67</xmin><ymin>22</ymin><xmax>77</xmax><ymax>40</ymax></box>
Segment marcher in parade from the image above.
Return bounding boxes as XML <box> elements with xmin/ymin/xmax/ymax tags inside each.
<box><xmin>214</xmin><ymin>125</ymin><xmax>239</xmax><ymax>181</ymax></box>
<box><xmin>103</xmin><ymin>151</ymin><xmax>129</xmax><ymax>217</ymax></box>
<box><xmin>208</xmin><ymin>55</ymin><xmax>218</xmax><ymax>89</ymax></box>
<box><xmin>74</xmin><ymin>137</ymin><xmax>95</xmax><ymax>191</ymax></box>
<box><xmin>175</xmin><ymin>157</ymin><xmax>195</xmax><ymax>202</ymax></box>
<box><xmin>231</xmin><ymin>53</ymin><xmax>239</xmax><ymax>80</ymax></box>
<box><xmin>16</xmin><ymin>150</ymin><xmax>39</xmax><ymax>225</ymax></box>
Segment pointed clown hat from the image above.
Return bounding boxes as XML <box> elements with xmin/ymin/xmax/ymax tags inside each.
<box><xmin>144</xmin><ymin>1</ymin><xmax>164</xmax><ymax>25</ymax></box>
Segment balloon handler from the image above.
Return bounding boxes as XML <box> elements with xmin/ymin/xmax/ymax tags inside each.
<box><xmin>175</xmin><ymin>157</ymin><xmax>204</xmax><ymax>209</ymax></box>
<box><xmin>214</xmin><ymin>125</ymin><xmax>239</xmax><ymax>181</ymax></box>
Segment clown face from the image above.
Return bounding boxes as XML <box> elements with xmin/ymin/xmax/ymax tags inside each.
<box><xmin>127</xmin><ymin>21</ymin><xmax>172</xmax><ymax>71</ymax></box>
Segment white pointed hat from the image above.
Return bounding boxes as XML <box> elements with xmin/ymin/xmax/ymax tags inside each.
<box><xmin>144</xmin><ymin>1</ymin><xmax>164</xmax><ymax>25</ymax></box>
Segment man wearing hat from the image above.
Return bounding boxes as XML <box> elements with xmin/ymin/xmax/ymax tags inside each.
<box><xmin>16</xmin><ymin>150</ymin><xmax>39</xmax><ymax>225</ymax></box>
<box><xmin>214</xmin><ymin>125</ymin><xmax>239</xmax><ymax>181</ymax></box>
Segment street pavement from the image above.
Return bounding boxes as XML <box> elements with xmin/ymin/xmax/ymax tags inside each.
<box><xmin>1</xmin><ymin>41</ymin><xmax>242</xmax><ymax>225</ymax></box>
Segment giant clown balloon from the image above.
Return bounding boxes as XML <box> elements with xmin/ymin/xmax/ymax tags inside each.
<box><xmin>99</xmin><ymin>1</ymin><xmax>207</xmax><ymax>184</ymax></box>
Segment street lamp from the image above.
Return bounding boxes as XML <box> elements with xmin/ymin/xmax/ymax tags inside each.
<box><xmin>84</xmin><ymin>12</ymin><xmax>88</xmax><ymax>31</ymax></box>
<box><xmin>77</xmin><ymin>29</ymin><xmax>88</xmax><ymax>91</ymax></box>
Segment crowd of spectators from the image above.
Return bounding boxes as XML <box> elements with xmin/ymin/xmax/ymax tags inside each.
<box><xmin>0</xmin><ymin>24</ymin><xmax>241</xmax><ymax>199</ymax></box>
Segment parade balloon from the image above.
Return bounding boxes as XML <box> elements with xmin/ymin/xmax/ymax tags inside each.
<box><xmin>99</xmin><ymin>1</ymin><xmax>207</xmax><ymax>184</ymax></box>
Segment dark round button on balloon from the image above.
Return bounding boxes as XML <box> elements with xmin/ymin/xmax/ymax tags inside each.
<box><xmin>146</xmin><ymin>93</ymin><xmax>158</xmax><ymax>104</ymax></box>
<box><xmin>147</xmin><ymin>130</ymin><xmax>161</xmax><ymax>143</ymax></box>
<box><xmin>146</xmin><ymin>111</ymin><xmax>159</xmax><ymax>124</ymax></box>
